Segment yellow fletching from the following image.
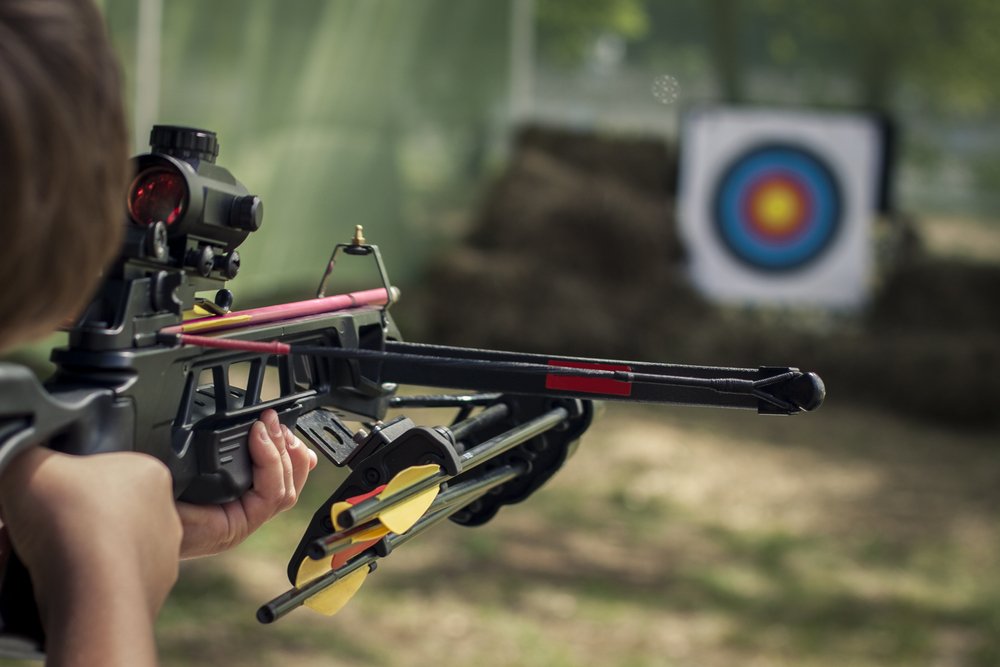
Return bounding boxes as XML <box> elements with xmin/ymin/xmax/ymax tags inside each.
<box><xmin>294</xmin><ymin>522</ymin><xmax>387</xmax><ymax>599</ymax></box>
<box><xmin>296</xmin><ymin>553</ymin><xmax>333</xmax><ymax>588</ymax></box>
<box><xmin>290</xmin><ymin>464</ymin><xmax>443</xmax><ymax>618</ymax></box>
<box><xmin>377</xmin><ymin>464</ymin><xmax>441</xmax><ymax>534</ymax></box>
<box><xmin>303</xmin><ymin>566</ymin><xmax>369</xmax><ymax>616</ymax></box>
<box><xmin>352</xmin><ymin>523</ymin><xmax>391</xmax><ymax>542</ymax></box>
<box><xmin>180</xmin><ymin>314</ymin><xmax>252</xmax><ymax>333</ymax></box>
<box><xmin>382</xmin><ymin>464</ymin><xmax>441</xmax><ymax>494</ymax></box>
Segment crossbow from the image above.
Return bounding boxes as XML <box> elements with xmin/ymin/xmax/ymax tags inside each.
<box><xmin>0</xmin><ymin>126</ymin><xmax>825</xmax><ymax>658</ymax></box>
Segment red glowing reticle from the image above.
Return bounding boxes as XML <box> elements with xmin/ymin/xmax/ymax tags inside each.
<box><xmin>127</xmin><ymin>167</ymin><xmax>186</xmax><ymax>226</ymax></box>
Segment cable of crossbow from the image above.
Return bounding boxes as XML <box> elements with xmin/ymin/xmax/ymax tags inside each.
<box><xmin>337</xmin><ymin>405</ymin><xmax>569</xmax><ymax>530</ymax></box>
<box><xmin>259</xmin><ymin>467</ymin><xmax>522</xmax><ymax>623</ymax></box>
<box><xmin>307</xmin><ymin>462</ymin><xmax>526</xmax><ymax>560</ymax></box>
<box><xmin>307</xmin><ymin>345</ymin><xmax>761</xmax><ymax>395</ymax></box>
<box><xmin>163</xmin><ymin>334</ymin><xmax>773</xmax><ymax>399</ymax></box>
<box><xmin>748</xmin><ymin>371</ymin><xmax>803</xmax><ymax>413</ymax></box>
<box><xmin>388</xmin><ymin>393</ymin><xmax>503</xmax><ymax>408</ymax></box>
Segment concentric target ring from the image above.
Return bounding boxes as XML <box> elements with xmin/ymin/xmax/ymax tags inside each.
<box><xmin>711</xmin><ymin>143</ymin><xmax>842</xmax><ymax>272</ymax></box>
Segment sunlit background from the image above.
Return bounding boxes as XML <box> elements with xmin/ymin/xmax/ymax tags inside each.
<box><xmin>8</xmin><ymin>1</ymin><xmax>1000</xmax><ymax>666</ymax></box>
<box><xmin>98</xmin><ymin>0</ymin><xmax>1000</xmax><ymax>295</ymax></box>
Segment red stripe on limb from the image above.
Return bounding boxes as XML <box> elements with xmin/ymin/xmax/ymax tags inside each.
<box><xmin>161</xmin><ymin>287</ymin><xmax>393</xmax><ymax>335</ymax></box>
<box><xmin>545</xmin><ymin>361</ymin><xmax>632</xmax><ymax>397</ymax></box>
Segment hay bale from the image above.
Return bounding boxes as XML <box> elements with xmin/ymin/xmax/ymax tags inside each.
<box><xmin>870</xmin><ymin>258</ymin><xmax>1000</xmax><ymax>333</ymax></box>
<box><xmin>407</xmin><ymin>125</ymin><xmax>704</xmax><ymax>358</ymax></box>
<box><xmin>513</xmin><ymin>125</ymin><xmax>677</xmax><ymax>197</ymax></box>
<box><xmin>470</xmin><ymin>148</ymin><xmax>684</xmax><ymax>284</ymax></box>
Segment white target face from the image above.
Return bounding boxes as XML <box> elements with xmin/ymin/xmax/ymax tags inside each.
<box><xmin>678</xmin><ymin>108</ymin><xmax>882</xmax><ymax>309</ymax></box>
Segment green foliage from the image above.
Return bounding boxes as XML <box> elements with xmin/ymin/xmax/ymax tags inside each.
<box><xmin>102</xmin><ymin>0</ymin><xmax>510</xmax><ymax>298</ymax></box>
<box><xmin>743</xmin><ymin>0</ymin><xmax>1000</xmax><ymax>113</ymax></box>
<box><xmin>537</xmin><ymin>0</ymin><xmax>650</xmax><ymax>64</ymax></box>
<box><xmin>95</xmin><ymin>0</ymin><xmax>999</xmax><ymax>299</ymax></box>
<box><xmin>631</xmin><ymin>0</ymin><xmax>1000</xmax><ymax>114</ymax></box>
<box><xmin>546</xmin><ymin>0</ymin><xmax>1000</xmax><ymax>115</ymax></box>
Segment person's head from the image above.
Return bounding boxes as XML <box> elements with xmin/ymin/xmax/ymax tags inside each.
<box><xmin>0</xmin><ymin>0</ymin><xmax>127</xmax><ymax>351</ymax></box>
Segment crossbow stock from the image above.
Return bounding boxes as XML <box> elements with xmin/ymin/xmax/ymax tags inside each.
<box><xmin>0</xmin><ymin>127</ymin><xmax>824</xmax><ymax>658</ymax></box>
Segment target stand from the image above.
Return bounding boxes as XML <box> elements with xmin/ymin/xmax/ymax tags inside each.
<box><xmin>678</xmin><ymin>107</ymin><xmax>884</xmax><ymax>309</ymax></box>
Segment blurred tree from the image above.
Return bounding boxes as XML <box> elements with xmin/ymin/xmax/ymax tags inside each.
<box><xmin>727</xmin><ymin>0</ymin><xmax>1000</xmax><ymax>115</ymax></box>
<box><xmin>540</xmin><ymin>0</ymin><xmax>1000</xmax><ymax>116</ymax></box>
<box><xmin>706</xmin><ymin>0</ymin><xmax>744</xmax><ymax>103</ymax></box>
<box><xmin>710</xmin><ymin>0</ymin><xmax>1000</xmax><ymax>114</ymax></box>
<box><xmin>536</xmin><ymin>0</ymin><xmax>649</xmax><ymax>64</ymax></box>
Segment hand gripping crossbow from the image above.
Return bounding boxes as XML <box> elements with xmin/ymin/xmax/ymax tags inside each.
<box><xmin>0</xmin><ymin>126</ymin><xmax>825</xmax><ymax>658</ymax></box>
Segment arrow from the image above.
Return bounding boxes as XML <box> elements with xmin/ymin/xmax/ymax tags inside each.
<box><xmin>293</xmin><ymin>487</ymin><xmax>389</xmax><ymax>609</ymax></box>
<box><xmin>369</xmin><ymin>464</ymin><xmax>441</xmax><ymax>533</ymax></box>
<box><xmin>292</xmin><ymin>462</ymin><xmax>445</xmax><ymax>613</ymax></box>
<box><xmin>159</xmin><ymin>287</ymin><xmax>398</xmax><ymax>335</ymax></box>
<box><xmin>335</xmin><ymin>406</ymin><xmax>569</xmax><ymax>531</ymax></box>
<box><xmin>306</xmin><ymin>464</ymin><xmax>442</xmax><ymax>561</ymax></box>
<box><xmin>259</xmin><ymin>464</ymin><xmax>526</xmax><ymax>623</ymax></box>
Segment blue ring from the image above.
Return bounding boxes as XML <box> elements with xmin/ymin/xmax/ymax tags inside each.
<box><xmin>712</xmin><ymin>144</ymin><xmax>842</xmax><ymax>272</ymax></box>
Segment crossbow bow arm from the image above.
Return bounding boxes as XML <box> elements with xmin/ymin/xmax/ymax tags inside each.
<box><xmin>374</xmin><ymin>342</ymin><xmax>825</xmax><ymax>415</ymax></box>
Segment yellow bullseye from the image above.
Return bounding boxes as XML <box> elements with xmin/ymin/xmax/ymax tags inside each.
<box><xmin>752</xmin><ymin>183</ymin><xmax>803</xmax><ymax>234</ymax></box>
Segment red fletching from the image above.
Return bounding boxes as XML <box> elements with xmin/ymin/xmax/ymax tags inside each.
<box><xmin>545</xmin><ymin>360</ymin><xmax>632</xmax><ymax>396</ymax></box>
<box><xmin>329</xmin><ymin>539</ymin><xmax>381</xmax><ymax>571</ymax></box>
<box><xmin>323</xmin><ymin>487</ymin><xmax>387</xmax><ymax>571</ymax></box>
<box><xmin>128</xmin><ymin>167</ymin><xmax>186</xmax><ymax>226</ymax></box>
<box><xmin>344</xmin><ymin>486</ymin><xmax>386</xmax><ymax>506</ymax></box>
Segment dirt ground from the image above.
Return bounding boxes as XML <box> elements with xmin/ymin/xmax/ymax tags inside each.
<box><xmin>149</xmin><ymin>398</ymin><xmax>1000</xmax><ymax>667</ymax></box>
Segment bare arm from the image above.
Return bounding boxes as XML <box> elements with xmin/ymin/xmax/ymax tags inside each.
<box><xmin>0</xmin><ymin>448</ymin><xmax>181</xmax><ymax>667</ymax></box>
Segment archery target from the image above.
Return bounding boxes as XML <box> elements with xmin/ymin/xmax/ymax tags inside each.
<box><xmin>678</xmin><ymin>108</ymin><xmax>882</xmax><ymax>308</ymax></box>
<box><xmin>713</xmin><ymin>144</ymin><xmax>842</xmax><ymax>271</ymax></box>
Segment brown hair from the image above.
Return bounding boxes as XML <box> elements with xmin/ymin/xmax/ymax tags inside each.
<box><xmin>0</xmin><ymin>0</ymin><xmax>128</xmax><ymax>349</ymax></box>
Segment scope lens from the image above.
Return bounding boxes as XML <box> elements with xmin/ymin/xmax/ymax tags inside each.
<box><xmin>128</xmin><ymin>167</ymin><xmax>186</xmax><ymax>226</ymax></box>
